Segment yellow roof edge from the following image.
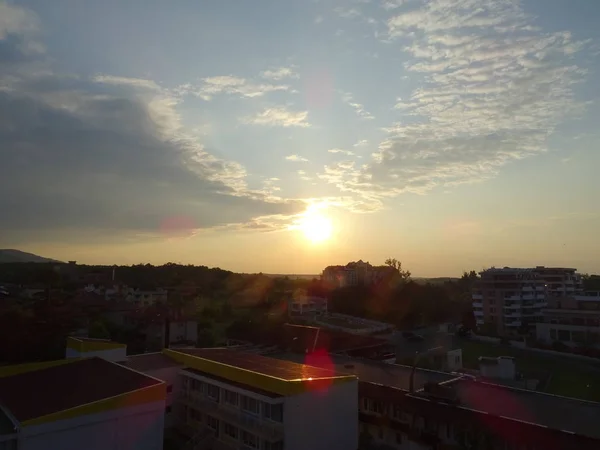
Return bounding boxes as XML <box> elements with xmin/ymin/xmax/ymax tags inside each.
<box><xmin>0</xmin><ymin>358</ymin><xmax>82</xmax><ymax>379</ymax></box>
<box><xmin>288</xmin><ymin>374</ymin><xmax>357</xmax><ymax>382</ymax></box>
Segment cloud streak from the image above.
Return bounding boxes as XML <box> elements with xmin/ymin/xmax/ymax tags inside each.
<box><xmin>286</xmin><ymin>155</ymin><xmax>309</xmax><ymax>162</ymax></box>
<box><xmin>244</xmin><ymin>107</ymin><xmax>310</xmax><ymax>128</ymax></box>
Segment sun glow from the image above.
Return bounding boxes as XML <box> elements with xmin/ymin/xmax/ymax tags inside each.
<box><xmin>299</xmin><ymin>212</ymin><xmax>333</xmax><ymax>243</ymax></box>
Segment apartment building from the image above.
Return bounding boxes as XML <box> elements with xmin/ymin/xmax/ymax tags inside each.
<box><xmin>536</xmin><ymin>292</ymin><xmax>600</xmax><ymax>348</ymax></box>
<box><xmin>533</xmin><ymin>266</ymin><xmax>584</xmax><ymax>297</ymax></box>
<box><xmin>0</xmin><ymin>357</ymin><xmax>166</xmax><ymax>450</ymax></box>
<box><xmin>124</xmin><ymin>347</ymin><xmax>359</xmax><ymax>450</ymax></box>
<box><xmin>473</xmin><ymin>267</ymin><xmax>587</xmax><ymax>337</ymax></box>
<box><xmin>473</xmin><ymin>267</ymin><xmax>547</xmax><ymax>336</ymax></box>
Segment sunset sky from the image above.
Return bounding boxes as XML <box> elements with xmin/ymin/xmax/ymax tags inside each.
<box><xmin>1</xmin><ymin>0</ymin><xmax>600</xmax><ymax>276</ymax></box>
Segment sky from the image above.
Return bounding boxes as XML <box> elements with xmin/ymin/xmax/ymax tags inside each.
<box><xmin>1</xmin><ymin>0</ymin><xmax>600</xmax><ymax>276</ymax></box>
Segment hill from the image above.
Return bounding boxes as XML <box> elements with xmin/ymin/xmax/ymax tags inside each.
<box><xmin>0</xmin><ymin>249</ymin><xmax>61</xmax><ymax>264</ymax></box>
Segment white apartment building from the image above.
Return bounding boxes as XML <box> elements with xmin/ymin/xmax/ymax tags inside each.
<box><xmin>125</xmin><ymin>348</ymin><xmax>359</xmax><ymax>450</ymax></box>
<box><xmin>0</xmin><ymin>357</ymin><xmax>166</xmax><ymax>450</ymax></box>
<box><xmin>536</xmin><ymin>292</ymin><xmax>600</xmax><ymax>348</ymax></box>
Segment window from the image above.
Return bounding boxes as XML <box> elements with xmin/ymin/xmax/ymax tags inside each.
<box><xmin>363</xmin><ymin>398</ymin><xmax>384</xmax><ymax>414</ymax></box>
<box><xmin>165</xmin><ymin>406</ymin><xmax>172</xmax><ymax>414</ymax></box>
<box><xmin>224</xmin><ymin>423</ymin><xmax>238</xmax><ymax>440</ymax></box>
<box><xmin>242</xmin><ymin>431</ymin><xmax>259</xmax><ymax>449</ymax></box>
<box><xmin>263</xmin><ymin>403</ymin><xmax>283</xmax><ymax>422</ymax></box>
<box><xmin>207</xmin><ymin>415</ymin><xmax>219</xmax><ymax>432</ymax></box>
<box><xmin>395</xmin><ymin>433</ymin><xmax>403</xmax><ymax>444</ymax></box>
<box><xmin>189</xmin><ymin>408</ymin><xmax>202</xmax><ymax>422</ymax></box>
<box><xmin>223</xmin><ymin>389</ymin><xmax>239</xmax><ymax>406</ymax></box>
<box><xmin>207</xmin><ymin>384</ymin><xmax>220</xmax><ymax>401</ymax></box>
<box><xmin>550</xmin><ymin>329</ymin><xmax>557</xmax><ymax>340</ymax></box>
<box><xmin>167</xmin><ymin>385</ymin><xmax>173</xmax><ymax>393</ymax></box>
<box><xmin>392</xmin><ymin>405</ymin><xmax>401</xmax><ymax>420</ymax></box>
<box><xmin>241</xmin><ymin>395</ymin><xmax>260</xmax><ymax>415</ymax></box>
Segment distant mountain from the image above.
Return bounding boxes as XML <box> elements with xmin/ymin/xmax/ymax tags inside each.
<box><xmin>0</xmin><ymin>249</ymin><xmax>62</xmax><ymax>264</ymax></box>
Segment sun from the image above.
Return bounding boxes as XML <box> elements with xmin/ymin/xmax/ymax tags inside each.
<box><xmin>299</xmin><ymin>213</ymin><xmax>333</xmax><ymax>243</ymax></box>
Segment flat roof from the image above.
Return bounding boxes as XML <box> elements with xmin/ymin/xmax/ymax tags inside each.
<box><xmin>274</xmin><ymin>352</ymin><xmax>455</xmax><ymax>391</ymax></box>
<box><xmin>444</xmin><ymin>379</ymin><xmax>600</xmax><ymax>439</ymax></box>
<box><xmin>176</xmin><ymin>348</ymin><xmax>340</xmax><ymax>381</ymax></box>
<box><xmin>122</xmin><ymin>352</ymin><xmax>183</xmax><ymax>371</ymax></box>
<box><xmin>0</xmin><ymin>358</ymin><xmax>163</xmax><ymax>423</ymax></box>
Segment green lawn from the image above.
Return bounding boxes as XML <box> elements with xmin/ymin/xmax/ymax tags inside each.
<box><xmin>459</xmin><ymin>339</ymin><xmax>600</xmax><ymax>402</ymax></box>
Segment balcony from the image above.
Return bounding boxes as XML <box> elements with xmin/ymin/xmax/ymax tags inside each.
<box><xmin>473</xmin><ymin>302</ymin><xmax>483</xmax><ymax>308</ymax></box>
<box><xmin>504</xmin><ymin>303</ymin><xmax>521</xmax><ymax>309</ymax></box>
<box><xmin>506</xmin><ymin>321</ymin><xmax>522</xmax><ymax>327</ymax></box>
<box><xmin>473</xmin><ymin>311</ymin><xmax>483</xmax><ymax>317</ymax></box>
<box><xmin>472</xmin><ymin>294</ymin><xmax>483</xmax><ymax>300</ymax></box>
<box><xmin>179</xmin><ymin>391</ymin><xmax>284</xmax><ymax>440</ymax></box>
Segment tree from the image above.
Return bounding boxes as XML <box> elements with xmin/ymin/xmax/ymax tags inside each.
<box><xmin>384</xmin><ymin>258</ymin><xmax>411</xmax><ymax>281</ymax></box>
<box><xmin>89</xmin><ymin>320</ymin><xmax>111</xmax><ymax>339</ymax></box>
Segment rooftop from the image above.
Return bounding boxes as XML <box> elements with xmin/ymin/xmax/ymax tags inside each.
<box><xmin>274</xmin><ymin>352</ymin><xmax>455</xmax><ymax>391</ymax></box>
<box><xmin>445</xmin><ymin>379</ymin><xmax>600</xmax><ymax>439</ymax></box>
<box><xmin>0</xmin><ymin>358</ymin><xmax>163</xmax><ymax>423</ymax></box>
<box><xmin>175</xmin><ymin>348</ymin><xmax>340</xmax><ymax>381</ymax></box>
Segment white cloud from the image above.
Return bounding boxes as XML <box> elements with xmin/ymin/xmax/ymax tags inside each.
<box><xmin>381</xmin><ymin>0</ymin><xmax>408</xmax><ymax>11</ymax></box>
<box><xmin>260</xmin><ymin>67</ymin><xmax>299</xmax><ymax>81</ymax></box>
<box><xmin>329</xmin><ymin>148</ymin><xmax>355</xmax><ymax>156</ymax></box>
<box><xmin>178</xmin><ymin>75</ymin><xmax>290</xmax><ymax>100</ymax></box>
<box><xmin>353</xmin><ymin>139</ymin><xmax>369</xmax><ymax>147</ymax></box>
<box><xmin>93</xmin><ymin>75</ymin><xmax>160</xmax><ymax>91</ymax></box>
<box><xmin>314</xmin><ymin>15</ymin><xmax>324</xmax><ymax>24</ymax></box>
<box><xmin>286</xmin><ymin>155</ymin><xmax>309</xmax><ymax>162</ymax></box>
<box><xmin>245</xmin><ymin>108</ymin><xmax>310</xmax><ymax>128</ymax></box>
<box><xmin>316</xmin><ymin>0</ymin><xmax>591</xmax><ymax>211</ymax></box>
<box><xmin>340</xmin><ymin>92</ymin><xmax>375</xmax><ymax>119</ymax></box>
<box><xmin>297</xmin><ymin>169</ymin><xmax>313</xmax><ymax>181</ymax></box>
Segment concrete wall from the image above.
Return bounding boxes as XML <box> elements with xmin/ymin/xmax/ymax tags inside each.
<box><xmin>446</xmin><ymin>349</ymin><xmax>463</xmax><ymax>371</ymax></box>
<box><xmin>142</xmin><ymin>366</ymin><xmax>182</xmax><ymax>428</ymax></box>
<box><xmin>284</xmin><ymin>380</ymin><xmax>358</xmax><ymax>450</ymax></box>
<box><xmin>19</xmin><ymin>401</ymin><xmax>165</xmax><ymax>450</ymax></box>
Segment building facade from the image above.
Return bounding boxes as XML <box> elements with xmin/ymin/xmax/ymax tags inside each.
<box><xmin>473</xmin><ymin>268</ymin><xmax>547</xmax><ymax>336</ymax></box>
<box><xmin>126</xmin><ymin>348</ymin><xmax>359</xmax><ymax>450</ymax></box>
<box><xmin>536</xmin><ymin>292</ymin><xmax>600</xmax><ymax>348</ymax></box>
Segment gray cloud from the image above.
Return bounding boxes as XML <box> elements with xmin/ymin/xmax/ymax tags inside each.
<box><xmin>0</xmin><ymin>11</ymin><xmax>304</xmax><ymax>244</ymax></box>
